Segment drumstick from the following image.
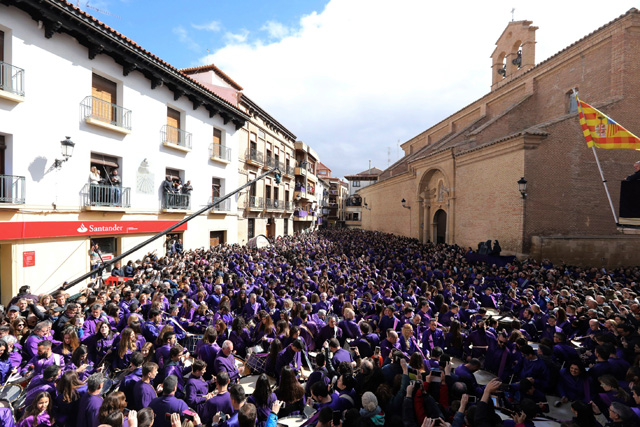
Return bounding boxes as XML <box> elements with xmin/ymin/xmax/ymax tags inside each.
<box><xmin>163</xmin><ymin>312</ymin><xmax>189</xmax><ymax>334</ymax></box>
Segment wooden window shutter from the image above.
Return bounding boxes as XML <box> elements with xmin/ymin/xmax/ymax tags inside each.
<box><xmin>213</xmin><ymin>128</ymin><xmax>222</xmax><ymax>145</ymax></box>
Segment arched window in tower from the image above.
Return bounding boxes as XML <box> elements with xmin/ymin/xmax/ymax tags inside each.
<box><xmin>498</xmin><ymin>54</ymin><xmax>507</xmax><ymax>79</ymax></box>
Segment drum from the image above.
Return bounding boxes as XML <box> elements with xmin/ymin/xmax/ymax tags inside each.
<box><xmin>238</xmin><ymin>374</ymin><xmax>261</xmax><ymax>395</ymax></box>
<box><xmin>101</xmin><ymin>378</ymin><xmax>115</xmax><ymax>395</ymax></box>
<box><xmin>474</xmin><ymin>369</ymin><xmax>497</xmax><ymax>386</ymax></box>
<box><xmin>185</xmin><ymin>334</ymin><xmax>204</xmax><ymax>354</ymax></box>
<box><xmin>485</xmin><ymin>308</ymin><xmax>500</xmax><ymax>318</ymax></box>
<box><xmin>308</xmin><ymin>351</ymin><xmax>318</xmax><ymax>369</ymax></box>
<box><xmin>0</xmin><ymin>385</ymin><xmax>22</xmax><ymax>403</ymax></box>
<box><xmin>278</xmin><ymin>415</ymin><xmax>307</xmax><ymax>427</ymax></box>
<box><xmin>246</xmin><ymin>352</ymin><xmax>268</xmax><ymax>374</ymax></box>
<box><xmin>12</xmin><ymin>392</ymin><xmax>26</xmax><ymax>412</ymax></box>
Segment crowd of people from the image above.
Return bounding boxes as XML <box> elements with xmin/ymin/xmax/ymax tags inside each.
<box><xmin>1</xmin><ymin>229</ymin><xmax>640</xmax><ymax>427</ymax></box>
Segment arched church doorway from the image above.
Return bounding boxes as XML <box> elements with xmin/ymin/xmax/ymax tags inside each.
<box><xmin>434</xmin><ymin>209</ymin><xmax>447</xmax><ymax>244</ymax></box>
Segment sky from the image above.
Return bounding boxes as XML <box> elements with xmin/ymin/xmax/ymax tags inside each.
<box><xmin>79</xmin><ymin>0</ymin><xmax>640</xmax><ymax>178</ymax></box>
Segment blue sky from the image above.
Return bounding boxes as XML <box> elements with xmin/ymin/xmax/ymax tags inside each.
<box><xmin>79</xmin><ymin>0</ymin><xmax>640</xmax><ymax>178</ymax></box>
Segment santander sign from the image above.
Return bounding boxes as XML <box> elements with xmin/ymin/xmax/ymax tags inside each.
<box><xmin>0</xmin><ymin>221</ymin><xmax>187</xmax><ymax>241</ymax></box>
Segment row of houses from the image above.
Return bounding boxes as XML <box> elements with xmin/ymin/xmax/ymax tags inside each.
<box><xmin>0</xmin><ymin>0</ymin><xmax>338</xmax><ymax>302</ymax></box>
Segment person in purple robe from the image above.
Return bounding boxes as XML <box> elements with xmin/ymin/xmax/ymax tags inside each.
<box><xmin>315</xmin><ymin>316</ymin><xmax>342</xmax><ymax>349</ymax></box>
<box><xmin>0</xmin><ymin>339</ymin><xmax>14</xmax><ymax>383</ymax></box>
<box><xmin>398</xmin><ymin>324</ymin><xmax>421</xmax><ymax>359</ymax></box>
<box><xmin>65</xmin><ymin>345</ymin><xmax>93</xmax><ymax>381</ymax></box>
<box><xmin>198</xmin><ymin>327</ymin><xmax>221</xmax><ymax>381</ymax></box>
<box><xmin>155</xmin><ymin>331</ymin><xmax>177</xmax><ymax>368</ymax></box>
<box><xmin>439</xmin><ymin>303</ymin><xmax>460</xmax><ymax>328</ymax></box>
<box><xmin>132</xmin><ymin>362</ymin><xmax>159</xmax><ymax>411</ymax></box>
<box><xmin>156</xmin><ymin>345</ymin><xmax>187</xmax><ymax>397</ymax></box>
<box><xmin>149</xmin><ymin>375</ymin><xmax>189</xmax><ymax>427</ymax></box>
<box><xmin>338</xmin><ymin>309</ymin><xmax>361</xmax><ymax>342</ymax></box>
<box><xmin>119</xmin><ymin>352</ymin><xmax>144</xmax><ymax>409</ymax></box>
<box><xmin>229</xmin><ymin>318</ymin><xmax>251</xmax><ymax>358</ymax></box>
<box><xmin>421</xmin><ymin>318</ymin><xmax>445</xmax><ymax>356</ymax></box>
<box><xmin>23</xmin><ymin>321</ymin><xmax>53</xmax><ymax>361</ymax></box>
<box><xmin>84</xmin><ymin>321</ymin><xmax>116</xmax><ymax>363</ymax></box>
<box><xmin>142</xmin><ymin>308</ymin><xmax>164</xmax><ymax>343</ymax></box>
<box><xmin>82</xmin><ymin>304</ymin><xmax>106</xmax><ymax>337</ymax></box>
<box><xmin>185</xmin><ymin>359</ymin><xmax>213</xmax><ymax>414</ymax></box>
<box><xmin>22</xmin><ymin>340</ymin><xmax>64</xmax><ymax>376</ymax></box>
<box><xmin>275</xmin><ymin>339</ymin><xmax>303</xmax><ymax>380</ymax></box>
<box><xmin>454</xmin><ymin>359</ymin><xmax>484</xmax><ymax>396</ymax></box>
<box><xmin>514</xmin><ymin>344</ymin><xmax>550</xmax><ymax>392</ymax></box>
<box><xmin>54</xmin><ymin>371</ymin><xmax>87</xmax><ymax>427</ymax></box>
<box><xmin>202</xmin><ymin>370</ymin><xmax>234</xmax><ymax>424</ymax></box>
<box><xmin>0</xmin><ymin>407</ymin><xmax>15</xmax><ymax>427</ymax></box>
<box><xmin>328</xmin><ymin>338</ymin><xmax>354</xmax><ymax>369</ymax></box>
<box><xmin>483</xmin><ymin>332</ymin><xmax>513</xmax><ymax>381</ymax></box>
<box><xmin>241</xmin><ymin>293</ymin><xmax>261</xmax><ymax>323</ymax></box>
<box><xmin>556</xmin><ymin>362</ymin><xmax>593</xmax><ymax>404</ymax></box>
<box><xmin>23</xmin><ymin>365</ymin><xmax>59</xmax><ymax>408</ymax></box>
<box><xmin>251</xmin><ymin>311</ymin><xmax>276</xmax><ymax>347</ymax></box>
<box><xmin>247</xmin><ymin>374</ymin><xmax>278</xmax><ymax>427</ymax></box>
<box><xmin>214</xmin><ymin>340</ymin><xmax>240</xmax><ymax>381</ymax></box>
<box><xmin>77</xmin><ymin>373</ymin><xmax>104</xmax><ymax>427</ymax></box>
<box><xmin>17</xmin><ymin>391</ymin><xmax>54</xmax><ymax>427</ymax></box>
<box><xmin>380</xmin><ymin>330</ymin><xmax>401</xmax><ymax>362</ymax></box>
<box><xmin>465</xmin><ymin>321</ymin><xmax>495</xmax><ymax>360</ymax></box>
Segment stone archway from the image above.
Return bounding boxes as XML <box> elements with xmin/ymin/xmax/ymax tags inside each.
<box><xmin>417</xmin><ymin>168</ymin><xmax>451</xmax><ymax>244</ymax></box>
<box><xmin>433</xmin><ymin>209</ymin><xmax>447</xmax><ymax>244</ymax></box>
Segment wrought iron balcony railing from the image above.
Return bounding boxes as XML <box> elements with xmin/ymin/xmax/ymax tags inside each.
<box><xmin>210</xmin><ymin>196</ymin><xmax>231</xmax><ymax>212</ymax></box>
<box><xmin>0</xmin><ymin>62</ymin><xmax>25</xmax><ymax>97</ymax></box>
<box><xmin>80</xmin><ymin>96</ymin><xmax>132</xmax><ymax>130</ymax></box>
<box><xmin>162</xmin><ymin>191</ymin><xmax>190</xmax><ymax>210</ymax></box>
<box><xmin>0</xmin><ymin>175</ymin><xmax>25</xmax><ymax>204</ymax></box>
<box><xmin>247</xmin><ymin>196</ymin><xmax>263</xmax><ymax>209</ymax></box>
<box><xmin>82</xmin><ymin>183</ymin><xmax>131</xmax><ymax>208</ymax></box>
<box><xmin>210</xmin><ymin>143</ymin><xmax>232</xmax><ymax>162</ymax></box>
<box><xmin>161</xmin><ymin>125</ymin><xmax>192</xmax><ymax>149</ymax></box>
<box><xmin>246</xmin><ymin>148</ymin><xmax>264</xmax><ymax>164</ymax></box>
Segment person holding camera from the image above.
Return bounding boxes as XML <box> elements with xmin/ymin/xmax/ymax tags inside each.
<box><xmin>148</xmin><ymin>376</ymin><xmax>188</xmax><ymax>427</ymax></box>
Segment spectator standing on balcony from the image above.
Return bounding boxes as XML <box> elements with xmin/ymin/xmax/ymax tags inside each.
<box><xmin>89</xmin><ymin>167</ymin><xmax>100</xmax><ymax>205</ymax></box>
<box><xmin>625</xmin><ymin>161</ymin><xmax>640</xmax><ymax>181</ymax></box>
<box><xmin>110</xmin><ymin>169</ymin><xmax>122</xmax><ymax>206</ymax></box>
<box><xmin>181</xmin><ymin>180</ymin><xmax>192</xmax><ymax>208</ymax></box>
<box><xmin>162</xmin><ymin>176</ymin><xmax>175</xmax><ymax>208</ymax></box>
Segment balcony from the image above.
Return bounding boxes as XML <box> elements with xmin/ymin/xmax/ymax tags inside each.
<box><xmin>0</xmin><ymin>62</ymin><xmax>25</xmax><ymax>102</ymax></box>
<box><xmin>210</xmin><ymin>143</ymin><xmax>232</xmax><ymax>164</ymax></box>
<box><xmin>265</xmin><ymin>156</ymin><xmax>277</xmax><ymax>168</ymax></box>
<box><xmin>293</xmin><ymin>209</ymin><xmax>312</xmax><ymax>221</ymax></box>
<box><xmin>346</xmin><ymin>199</ymin><xmax>362</xmax><ymax>207</ymax></box>
<box><xmin>285</xmin><ymin>201</ymin><xmax>293</xmax><ymax>211</ymax></box>
<box><xmin>285</xmin><ymin>165</ymin><xmax>295</xmax><ymax>176</ymax></box>
<box><xmin>209</xmin><ymin>196</ymin><xmax>232</xmax><ymax>214</ymax></box>
<box><xmin>247</xmin><ymin>196</ymin><xmax>263</xmax><ymax>210</ymax></box>
<box><xmin>0</xmin><ymin>175</ymin><xmax>25</xmax><ymax>205</ymax></box>
<box><xmin>161</xmin><ymin>125</ymin><xmax>192</xmax><ymax>152</ymax></box>
<box><xmin>245</xmin><ymin>149</ymin><xmax>263</xmax><ymax>166</ymax></box>
<box><xmin>80</xmin><ymin>96</ymin><xmax>132</xmax><ymax>134</ymax></box>
<box><xmin>162</xmin><ymin>191</ymin><xmax>190</xmax><ymax>210</ymax></box>
<box><xmin>265</xmin><ymin>199</ymin><xmax>284</xmax><ymax>211</ymax></box>
<box><xmin>295</xmin><ymin>161</ymin><xmax>308</xmax><ymax>176</ymax></box>
<box><xmin>82</xmin><ymin>183</ymin><xmax>131</xmax><ymax>211</ymax></box>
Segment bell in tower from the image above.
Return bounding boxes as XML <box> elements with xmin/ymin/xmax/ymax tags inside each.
<box><xmin>490</xmin><ymin>20</ymin><xmax>537</xmax><ymax>90</ymax></box>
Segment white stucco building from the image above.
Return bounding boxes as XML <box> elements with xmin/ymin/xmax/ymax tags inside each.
<box><xmin>0</xmin><ymin>0</ymin><xmax>249</xmax><ymax>303</ymax></box>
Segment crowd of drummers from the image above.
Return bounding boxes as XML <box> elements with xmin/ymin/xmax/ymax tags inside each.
<box><xmin>1</xmin><ymin>229</ymin><xmax>640</xmax><ymax>427</ymax></box>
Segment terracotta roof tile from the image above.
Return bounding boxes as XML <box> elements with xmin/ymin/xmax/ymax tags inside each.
<box><xmin>180</xmin><ymin>64</ymin><xmax>243</xmax><ymax>91</ymax></box>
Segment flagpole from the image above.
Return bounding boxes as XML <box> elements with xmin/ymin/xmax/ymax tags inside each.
<box><xmin>590</xmin><ymin>145</ymin><xmax>619</xmax><ymax>224</ymax></box>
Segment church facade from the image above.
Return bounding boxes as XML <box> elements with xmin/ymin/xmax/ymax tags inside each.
<box><xmin>359</xmin><ymin>10</ymin><xmax>640</xmax><ymax>266</ymax></box>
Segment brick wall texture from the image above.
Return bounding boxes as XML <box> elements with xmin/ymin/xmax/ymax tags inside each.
<box><xmin>359</xmin><ymin>10</ymin><xmax>640</xmax><ymax>267</ymax></box>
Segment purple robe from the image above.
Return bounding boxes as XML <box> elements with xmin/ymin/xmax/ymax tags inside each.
<box><xmin>22</xmin><ymin>353</ymin><xmax>64</xmax><ymax>376</ymax></box>
<box><xmin>0</xmin><ymin>407</ymin><xmax>14</xmax><ymax>427</ymax></box>
<box><xmin>213</xmin><ymin>350</ymin><xmax>239</xmax><ymax>381</ymax></box>
<box><xmin>202</xmin><ymin>391</ymin><xmax>234</xmax><ymax>424</ymax></box>
<box><xmin>77</xmin><ymin>393</ymin><xmax>103</xmax><ymax>427</ymax></box>
<box><xmin>185</xmin><ymin>376</ymin><xmax>209</xmax><ymax>413</ymax></box>
<box><xmin>23</xmin><ymin>376</ymin><xmax>56</xmax><ymax>407</ymax></box>
<box><xmin>132</xmin><ymin>380</ymin><xmax>157</xmax><ymax>411</ymax></box>
<box><xmin>17</xmin><ymin>412</ymin><xmax>52</xmax><ymax>427</ymax></box>
<box><xmin>148</xmin><ymin>395</ymin><xmax>188</xmax><ymax>427</ymax></box>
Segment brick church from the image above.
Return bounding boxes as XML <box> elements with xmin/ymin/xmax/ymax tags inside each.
<box><xmin>359</xmin><ymin>9</ymin><xmax>640</xmax><ymax>266</ymax></box>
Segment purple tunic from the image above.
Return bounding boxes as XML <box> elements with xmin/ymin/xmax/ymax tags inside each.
<box><xmin>17</xmin><ymin>412</ymin><xmax>52</xmax><ymax>427</ymax></box>
<box><xmin>185</xmin><ymin>376</ymin><xmax>209</xmax><ymax>413</ymax></box>
<box><xmin>148</xmin><ymin>395</ymin><xmax>188</xmax><ymax>427</ymax></box>
<box><xmin>213</xmin><ymin>350</ymin><xmax>239</xmax><ymax>381</ymax></box>
<box><xmin>132</xmin><ymin>380</ymin><xmax>157</xmax><ymax>410</ymax></box>
<box><xmin>77</xmin><ymin>393</ymin><xmax>103</xmax><ymax>427</ymax></box>
<box><xmin>202</xmin><ymin>391</ymin><xmax>234</xmax><ymax>424</ymax></box>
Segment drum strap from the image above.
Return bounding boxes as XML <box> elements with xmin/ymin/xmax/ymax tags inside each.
<box><xmin>339</xmin><ymin>394</ymin><xmax>355</xmax><ymax>406</ymax></box>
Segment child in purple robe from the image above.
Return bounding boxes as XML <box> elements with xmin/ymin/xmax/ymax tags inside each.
<box><xmin>18</xmin><ymin>391</ymin><xmax>54</xmax><ymax>427</ymax></box>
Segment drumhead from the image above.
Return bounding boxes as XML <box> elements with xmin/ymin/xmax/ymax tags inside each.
<box><xmin>0</xmin><ymin>385</ymin><xmax>22</xmax><ymax>403</ymax></box>
<box><xmin>101</xmin><ymin>378</ymin><xmax>115</xmax><ymax>395</ymax></box>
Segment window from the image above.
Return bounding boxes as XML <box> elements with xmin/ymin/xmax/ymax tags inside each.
<box><xmin>352</xmin><ymin>180</ymin><xmax>361</xmax><ymax>187</ymax></box>
<box><xmin>249</xmin><ymin>173</ymin><xmax>257</xmax><ymax>197</ymax></box>
<box><xmin>92</xmin><ymin>73</ymin><xmax>117</xmax><ymax>123</ymax></box>
<box><xmin>212</xmin><ymin>178</ymin><xmax>222</xmax><ymax>199</ymax></box>
<box><xmin>0</xmin><ymin>30</ymin><xmax>4</xmax><ymax>63</ymax></box>
<box><xmin>567</xmin><ymin>90</ymin><xmax>578</xmax><ymax>114</ymax></box>
<box><xmin>248</xmin><ymin>218</ymin><xmax>255</xmax><ymax>239</ymax></box>
<box><xmin>210</xmin><ymin>231</ymin><xmax>226</xmax><ymax>246</ymax></box>
<box><xmin>284</xmin><ymin>218</ymin><xmax>288</xmax><ymax>236</ymax></box>
<box><xmin>166</xmin><ymin>107</ymin><xmax>181</xmax><ymax>143</ymax></box>
<box><xmin>213</xmin><ymin>128</ymin><xmax>222</xmax><ymax>145</ymax></box>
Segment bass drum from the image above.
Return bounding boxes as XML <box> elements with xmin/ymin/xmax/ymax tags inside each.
<box><xmin>247</xmin><ymin>234</ymin><xmax>271</xmax><ymax>249</ymax></box>
<box><xmin>0</xmin><ymin>385</ymin><xmax>22</xmax><ymax>403</ymax></box>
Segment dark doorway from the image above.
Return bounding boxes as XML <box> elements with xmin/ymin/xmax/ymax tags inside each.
<box><xmin>434</xmin><ymin>209</ymin><xmax>447</xmax><ymax>244</ymax></box>
<box><xmin>266</xmin><ymin>218</ymin><xmax>275</xmax><ymax>239</ymax></box>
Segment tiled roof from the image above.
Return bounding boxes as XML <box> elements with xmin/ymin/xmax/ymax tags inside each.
<box><xmin>180</xmin><ymin>64</ymin><xmax>243</xmax><ymax>91</ymax></box>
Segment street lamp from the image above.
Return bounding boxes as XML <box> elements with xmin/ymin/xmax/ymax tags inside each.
<box><xmin>517</xmin><ymin>177</ymin><xmax>527</xmax><ymax>199</ymax></box>
<box><xmin>54</xmin><ymin>136</ymin><xmax>75</xmax><ymax>168</ymax></box>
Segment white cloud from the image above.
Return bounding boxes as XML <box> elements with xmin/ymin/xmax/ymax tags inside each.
<box><xmin>172</xmin><ymin>26</ymin><xmax>200</xmax><ymax>52</ymax></box>
<box><xmin>192</xmin><ymin>20</ymin><xmax>221</xmax><ymax>32</ymax></box>
<box><xmin>261</xmin><ymin>21</ymin><xmax>291</xmax><ymax>39</ymax></box>
<box><xmin>201</xmin><ymin>0</ymin><xmax>640</xmax><ymax>178</ymax></box>
<box><xmin>224</xmin><ymin>29</ymin><xmax>250</xmax><ymax>44</ymax></box>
